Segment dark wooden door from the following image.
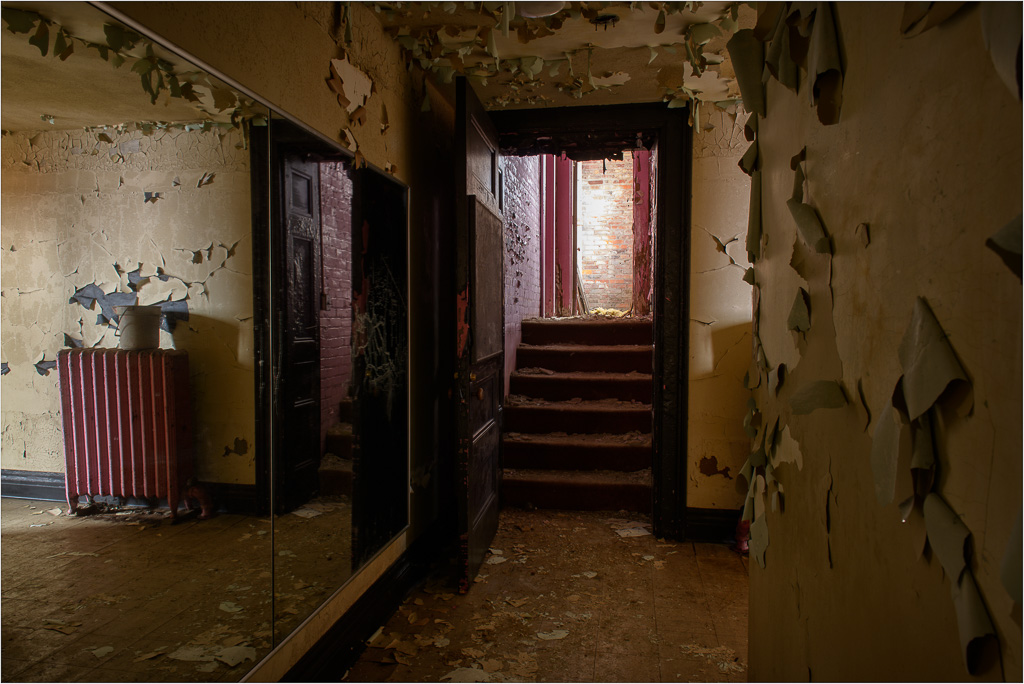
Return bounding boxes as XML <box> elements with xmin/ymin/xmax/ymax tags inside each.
<box><xmin>455</xmin><ymin>78</ymin><xmax>505</xmax><ymax>592</ymax></box>
<box><xmin>274</xmin><ymin>154</ymin><xmax>322</xmax><ymax>512</ymax></box>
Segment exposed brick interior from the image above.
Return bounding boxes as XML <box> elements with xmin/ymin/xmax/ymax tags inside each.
<box><xmin>319</xmin><ymin>161</ymin><xmax>353</xmax><ymax>451</ymax></box>
<box><xmin>502</xmin><ymin>156</ymin><xmax>542</xmax><ymax>390</ymax></box>
<box><xmin>577</xmin><ymin>153</ymin><xmax>634</xmax><ymax>311</ymax></box>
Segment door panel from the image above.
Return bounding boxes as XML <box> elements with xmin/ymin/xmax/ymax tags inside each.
<box><xmin>472</xmin><ymin>201</ymin><xmax>504</xmax><ymax>362</ymax></box>
<box><xmin>456</xmin><ymin>77</ymin><xmax>505</xmax><ymax>592</ymax></box>
<box><xmin>275</xmin><ymin>154</ymin><xmax>322</xmax><ymax>512</ymax></box>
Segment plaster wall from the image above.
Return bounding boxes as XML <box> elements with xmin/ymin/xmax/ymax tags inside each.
<box><xmin>748</xmin><ymin>4</ymin><xmax>1021</xmax><ymax>680</ymax></box>
<box><xmin>687</xmin><ymin>106</ymin><xmax>753</xmax><ymax>510</ymax></box>
<box><xmin>503</xmin><ymin>155</ymin><xmax>543</xmax><ymax>387</ymax></box>
<box><xmin>0</xmin><ymin>126</ymin><xmax>255</xmax><ymax>484</ymax></box>
<box><xmin>109</xmin><ymin>2</ymin><xmax>418</xmax><ymax>182</ymax></box>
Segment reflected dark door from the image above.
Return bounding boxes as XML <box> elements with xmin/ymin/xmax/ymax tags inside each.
<box><xmin>350</xmin><ymin>167</ymin><xmax>409</xmax><ymax>568</ymax></box>
<box><xmin>455</xmin><ymin>78</ymin><xmax>505</xmax><ymax>592</ymax></box>
<box><xmin>274</xmin><ymin>154</ymin><xmax>322</xmax><ymax>512</ymax></box>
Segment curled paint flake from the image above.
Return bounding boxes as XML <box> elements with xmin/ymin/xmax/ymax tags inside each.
<box><xmin>34</xmin><ymin>360</ymin><xmax>56</xmax><ymax>376</ymax></box>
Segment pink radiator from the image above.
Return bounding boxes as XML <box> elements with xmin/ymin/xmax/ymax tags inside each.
<box><xmin>57</xmin><ymin>349</ymin><xmax>193</xmax><ymax>519</ymax></box>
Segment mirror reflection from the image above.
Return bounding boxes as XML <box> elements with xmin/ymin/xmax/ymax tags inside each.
<box><xmin>1</xmin><ymin>3</ymin><xmax>273</xmax><ymax>681</ymax></box>
<box><xmin>261</xmin><ymin>117</ymin><xmax>410</xmax><ymax>642</ymax></box>
<box><xmin>2</xmin><ymin>3</ymin><xmax>412</xmax><ymax>677</ymax></box>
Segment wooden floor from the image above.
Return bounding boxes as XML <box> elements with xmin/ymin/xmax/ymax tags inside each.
<box><xmin>345</xmin><ymin>507</ymin><xmax>749</xmax><ymax>683</ymax></box>
<box><xmin>0</xmin><ymin>496</ymin><xmax>351</xmax><ymax>682</ymax></box>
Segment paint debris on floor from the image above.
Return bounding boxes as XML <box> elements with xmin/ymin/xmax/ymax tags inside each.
<box><xmin>345</xmin><ymin>508</ymin><xmax>748</xmax><ymax>683</ymax></box>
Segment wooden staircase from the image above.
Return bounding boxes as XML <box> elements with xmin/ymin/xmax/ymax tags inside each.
<box><xmin>502</xmin><ymin>317</ymin><xmax>653</xmax><ymax>513</ymax></box>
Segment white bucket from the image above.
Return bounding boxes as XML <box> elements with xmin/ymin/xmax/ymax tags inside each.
<box><xmin>116</xmin><ymin>306</ymin><xmax>162</xmax><ymax>350</ymax></box>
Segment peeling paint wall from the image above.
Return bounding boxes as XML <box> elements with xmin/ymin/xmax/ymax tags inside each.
<box><xmin>747</xmin><ymin>4</ymin><xmax>1021</xmax><ymax>680</ymax></box>
<box><xmin>503</xmin><ymin>156</ymin><xmax>543</xmax><ymax>387</ymax></box>
<box><xmin>1</xmin><ymin>126</ymin><xmax>255</xmax><ymax>484</ymax></box>
<box><xmin>688</xmin><ymin>106</ymin><xmax>752</xmax><ymax>509</ymax></box>
<box><xmin>111</xmin><ymin>2</ymin><xmax>420</xmax><ymax>182</ymax></box>
<box><xmin>109</xmin><ymin>1</ymin><xmax>454</xmax><ymax>540</ymax></box>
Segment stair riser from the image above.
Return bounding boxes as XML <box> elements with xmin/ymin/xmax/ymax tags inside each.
<box><xmin>504</xmin><ymin>406</ymin><xmax>651</xmax><ymax>434</ymax></box>
<box><xmin>325</xmin><ymin>434</ymin><xmax>353</xmax><ymax>459</ymax></box>
<box><xmin>509</xmin><ymin>375</ymin><xmax>652</xmax><ymax>402</ymax></box>
<box><xmin>318</xmin><ymin>470</ymin><xmax>352</xmax><ymax>497</ymax></box>
<box><xmin>503</xmin><ymin>441</ymin><xmax>651</xmax><ymax>471</ymax></box>
<box><xmin>516</xmin><ymin>348</ymin><xmax>652</xmax><ymax>373</ymax></box>
<box><xmin>503</xmin><ymin>479</ymin><xmax>651</xmax><ymax>514</ymax></box>
<box><xmin>521</xmin><ymin>321</ymin><xmax>652</xmax><ymax>346</ymax></box>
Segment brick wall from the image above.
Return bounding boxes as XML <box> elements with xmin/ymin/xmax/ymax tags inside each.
<box><xmin>320</xmin><ymin>161</ymin><xmax>353</xmax><ymax>449</ymax></box>
<box><xmin>503</xmin><ymin>156</ymin><xmax>542</xmax><ymax>389</ymax></box>
<box><xmin>577</xmin><ymin>153</ymin><xmax>634</xmax><ymax>311</ymax></box>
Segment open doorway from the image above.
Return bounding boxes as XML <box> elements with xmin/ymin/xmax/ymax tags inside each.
<box><xmin>490</xmin><ymin>102</ymin><xmax>692</xmax><ymax>540</ymax></box>
<box><xmin>575</xmin><ymin>150</ymin><xmax>654</xmax><ymax>317</ymax></box>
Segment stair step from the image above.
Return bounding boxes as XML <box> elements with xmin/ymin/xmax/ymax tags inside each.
<box><xmin>503</xmin><ymin>432</ymin><xmax>651</xmax><ymax>471</ymax></box>
<box><xmin>338</xmin><ymin>398</ymin><xmax>354</xmax><ymax>423</ymax></box>
<box><xmin>502</xmin><ymin>468</ymin><xmax>651</xmax><ymax>513</ymax></box>
<box><xmin>318</xmin><ymin>454</ymin><xmax>353</xmax><ymax>497</ymax></box>
<box><xmin>521</xmin><ymin>318</ymin><xmax>652</xmax><ymax>346</ymax></box>
<box><xmin>503</xmin><ymin>398</ymin><xmax>651</xmax><ymax>434</ymax></box>
<box><xmin>509</xmin><ymin>370</ymin><xmax>652</xmax><ymax>402</ymax></box>
<box><xmin>325</xmin><ymin>423</ymin><xmax>353</xmax><ymax>459</ymax></box>
<box><xmin>516</xmin><ymin>344</ymin><xmax>652</xmax><ymax>373</ymax></box>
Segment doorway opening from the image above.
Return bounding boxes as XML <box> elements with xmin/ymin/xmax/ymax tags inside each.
<box><xmin>489</xmin><ymin>102</ymin><xmax>691</xmax><ymax>542</ymax></box>
<box><xmin>575</xmin><ymin>151</ymin><xmax>655</xmax><ymax>316</ymax></box>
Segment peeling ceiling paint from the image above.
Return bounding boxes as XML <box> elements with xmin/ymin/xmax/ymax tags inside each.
<box><xmin>372</xmin><ymin>1</ymin><xmax>755</xmax><ymax>110</ymax></box>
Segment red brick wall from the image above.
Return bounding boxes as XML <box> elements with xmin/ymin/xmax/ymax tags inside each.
<box><xmin>578</xmin><ymin>153</ymin><xmax>634</xmax><ymax>311</ymax></box>
<box><xmin>320</xmin><ymin>161</ymin><xmax>353</xmax><ymax>449</ymax></box>
<box><xmin>503</xmin><ymin>156</ymin><xmax>542</xmax><ymax>389</ymax></box>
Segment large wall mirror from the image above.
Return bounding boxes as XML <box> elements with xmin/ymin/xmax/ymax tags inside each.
<box><xmin>0</xmin><ymin>2</ymin><xmax>409</xmax><ymax>681</ymax></box>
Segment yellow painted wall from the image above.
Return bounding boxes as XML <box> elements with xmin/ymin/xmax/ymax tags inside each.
<box><xmin>1</xmin><ymin>126</ymin><xmax>256</xmax><ymax>483</ymax></box>
<box><xmin>747</xmin><ymin>4</ymin><xmax>1021</xmax><ymax>680</ymax></box>
<box><xmin>688</xmin><ymin>106</ymin><xmax>753</xmax><ymax>510</ymax></box>
<box><xmin>109</xmin><ymin>2</ymin><xmax>419</xmax><ymax>180</ymax></box>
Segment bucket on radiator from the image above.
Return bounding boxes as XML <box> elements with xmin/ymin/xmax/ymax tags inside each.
<box><xmin>115</xmin><ymin>305</ymin><xmax>162</xmax><ymax>350</ymax></box>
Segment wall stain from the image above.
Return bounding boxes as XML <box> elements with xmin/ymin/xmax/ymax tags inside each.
<box><xmin>699</xmin><ymin>455</ymin><xmax>733</xmax><ymax>479</ymax></box>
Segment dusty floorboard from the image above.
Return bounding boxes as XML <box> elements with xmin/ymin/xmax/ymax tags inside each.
<box><xmin>345</xmin><ymin>508</ymin><xmax>748</xmax><ymax>683</ymax></box>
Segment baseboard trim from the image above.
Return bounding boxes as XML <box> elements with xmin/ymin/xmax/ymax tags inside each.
<box><xmin>1</xmin><ymin>470</ymin><xmax>65</xmax><ymax>502</ymax></box>
<box><xmin>283</xmin><ymin>521</ymin><xmax>450</xmax><ymax>682</ymax></box>
<box><xmin>0</xmin><ymin>469</ymin><xmax>259</xmax><ymax>515</ymax></box>
<box><xmin>685</xmin><ymin>507</ymin><xmax>739</xmax><ymax>543</ymax></box>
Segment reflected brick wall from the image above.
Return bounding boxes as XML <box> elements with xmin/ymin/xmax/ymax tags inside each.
<box><xmin>320</xmin><ymin>161</ymin><xmax>353</xmax><ymax>449</ymax></box>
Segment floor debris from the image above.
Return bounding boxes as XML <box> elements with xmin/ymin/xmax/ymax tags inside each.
<box><xmin>345</xmin><ymin>508</ymin><xmax>748</xmax><ymax>683</ymax></box>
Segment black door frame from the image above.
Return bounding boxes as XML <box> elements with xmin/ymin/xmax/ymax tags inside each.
<box><xmin>490</xmin><ymin>103</ymin><xmax>693</xmax><ymax>540</ymax></box>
